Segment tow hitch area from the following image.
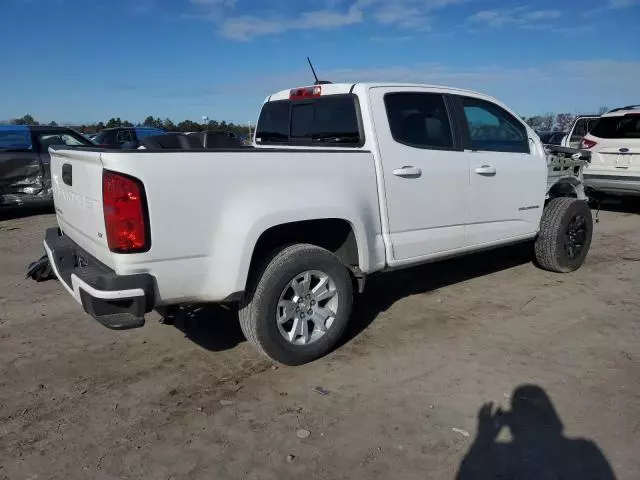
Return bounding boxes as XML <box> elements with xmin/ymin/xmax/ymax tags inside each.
<box><xmin>43</xmin><ymin>227</ymin><xmax>156</xmax><ymax>330</ymax></box>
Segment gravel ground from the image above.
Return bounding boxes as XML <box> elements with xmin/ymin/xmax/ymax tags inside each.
<box><xmin>1</xmin><ymin>203</ymin><xmax>639</xmax><ymax>480</ymax></box>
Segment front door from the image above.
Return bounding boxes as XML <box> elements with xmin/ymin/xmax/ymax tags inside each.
<box><xmin>455</xmin><ymin>95</ymin><xmax>547</xmax><ymax>246</ymax></box>
<box><xmin>370</xmin><ymin>87</ymin><xmax>469</xmax><ymax>262</ymax></box>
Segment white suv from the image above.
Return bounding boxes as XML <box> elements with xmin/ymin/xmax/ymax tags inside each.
<box><xmin>580</xmin><ymin>106</ymin><xmax>640</xmax><ymax>196</ymax></box>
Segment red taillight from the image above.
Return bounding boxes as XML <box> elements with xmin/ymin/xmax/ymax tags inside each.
<box><xmin>580</xmin><ymin>138</ymin><xmax>597</xmax><ymax>149</ymax></box>
<box><xmin>289</xmin><ymin>85</ymin><xmax>321</xmax><ymax>100</ymax></box>
<box><xmin>102</xmin><ymin>170</ymin><xmax>149</xmax><ymax>253</ymax></box>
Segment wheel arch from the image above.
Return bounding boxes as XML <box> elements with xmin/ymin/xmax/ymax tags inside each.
<box><xmin>547</xmin><ymin>177</ymin><xmax>586</xmax><ymax>203</ymax></box>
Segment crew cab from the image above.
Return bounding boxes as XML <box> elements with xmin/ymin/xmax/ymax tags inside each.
<box><xmin>43</xmin><ymin>83</ymin><xmax>593</xmax><ymax>365</ymax></box>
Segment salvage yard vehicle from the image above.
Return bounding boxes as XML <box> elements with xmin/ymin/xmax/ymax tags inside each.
<box><xmin>579</xmin><ymin>105</ymin><xmax>640</xmax><ymax>197</ymax></box>
<box><xmin>43</xmin><ymin>82</ymin><xmax>593</xmax><ymax>365</ymax></box>
<box><xmin>0</xmin><ymin>125</ymin><xmax>93</xmax><ymax>209</ymax></box>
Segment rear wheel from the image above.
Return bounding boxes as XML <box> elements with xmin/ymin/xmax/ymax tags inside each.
<box><xmin>239</xmin><ymin>244</ymin><xmax>353</xmax><ymax>365</ymax></box>
<box><xmin>534</xmin><ymin>197</ymin><xmax>593</xmax><ymax>273</ymax></box>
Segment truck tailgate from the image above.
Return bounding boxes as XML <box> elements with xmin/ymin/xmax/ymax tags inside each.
<box><xmin>50</xmin><ymin>148</ymin><xmax>114</xmax><ymax>268</ymax></box>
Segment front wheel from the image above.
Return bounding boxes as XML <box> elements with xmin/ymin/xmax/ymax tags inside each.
<box><xmin>239</xmin><ymin>244</ymin><xmax>353</xmax><ymax>365</ymax></box>
<box><xmin>534</xmin><ymin>197</ymin><xmax>593</xmax><ymax>273</ymax></box>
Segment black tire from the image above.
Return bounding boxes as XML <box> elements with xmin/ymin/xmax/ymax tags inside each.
<box><xmin>534</xmin><ymin>197</ymin><xmax>593</xmax><ymax>273</ymax></box>
<box><xmin>239</xmin><ymin>244</ymin><xmax>353</xmax><ymax>365</ymax></box>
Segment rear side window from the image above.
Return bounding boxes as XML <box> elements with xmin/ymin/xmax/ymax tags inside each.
<box><xmin>256</xmin><ymin>95</ymin><xmax>362</xmax><ymax>146</ymax></box>
<box><xmin>571</xmin><ymin>117</ymin><xmax>598</xmax><ymax>142</ymax></box>
<box><xmin>590</xmin><ymin>115</ymin><xmax>640</xmax><ymax>139</ymax></box>
<box><xmin>384</xmin><ymin>93</ymin><xmax>454</xmax><ymax>149</ymax></box>
<box><xmin>255</xmin><ymin>101</ymin><xmax>290</xmax><ymax>143</ymax></box>
<box><xmin>460</xmin><ymin>97</ymin><xmax>529</xmax><ymax>153</ymax></box>
<box><xmin>0</xmin><ymin>129</ymin><xmax>32</xmax><ymax>151</ymax></box>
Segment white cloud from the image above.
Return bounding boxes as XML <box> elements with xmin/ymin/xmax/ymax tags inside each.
<box><xmin>219</xmin><ymin>2</ymin><xmax>366</xmax><ymax>40</ymax></box>
<box><xmin>609</xmin><ymin>0</ymin><xmax>638</xmax><ymax>7</ymax></box>
<box><xmin>185</xmin><ymin>0</ymin><xmax>483</xmax><ymax>40</ymax></box>
<box><xmin>583</xmin><ymin>0</ymin><xmax>638</xmax><ymax>16</ymax></box>
<box><xmin>469</xmin><ymin>6</ymin><xmax>561</xmax><ymax>29</ymax></box>
<box><xmin>210</xmin><ymin>59</ymin><xmax>640</xmax><ymax>114</ymax></box>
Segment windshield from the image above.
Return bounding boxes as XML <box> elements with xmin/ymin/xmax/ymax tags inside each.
<box><xmin>256</xmin><ymin>95</ymin><xmax>362</xmax><ymax>146</ymax></box>
<box><xmin>590</xmin><ymin>114</ymin><xmax>640</xmax><ymax>139</ymax></box>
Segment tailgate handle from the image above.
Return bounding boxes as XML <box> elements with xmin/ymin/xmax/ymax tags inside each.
<box><xmin>62</xmin><ymin>163</ymin><xmax>72</xmax><ymax>186</ymax></box>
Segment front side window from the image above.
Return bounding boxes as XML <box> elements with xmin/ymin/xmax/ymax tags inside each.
<box><xmin>460</xmin><ymin>97</ymin><xmax>529</xmax><ymax>153</ymax></box>
<box><xmin>384</xmin><ymin>93</ymin><xmax>454</xmax><ymax>149</ymax></box>
<box><xmin>255</xmin><ymin>95</ymin><xmax>362</xmax><ymax>146</ymax></box>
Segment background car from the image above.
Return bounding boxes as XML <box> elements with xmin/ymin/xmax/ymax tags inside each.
<box><xmin>93</xmin><ymin>127</ymin><xmax>166</xmax><ymax>148</ymax></box>
<box><xmin>0</xmin><ymin>125</ymin><xmax>93</xmax><ymax>209</ymax></box>
<box><xmin>580</xmin><ymin>105</ymin><xmax>640</xmax><ymax>197</ymax></box>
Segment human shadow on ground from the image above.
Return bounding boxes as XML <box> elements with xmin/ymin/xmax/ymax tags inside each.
<box><xmin>456</xmin><ymin>384</ymin><xmax>616</xmax><ymax>480</ymax></box>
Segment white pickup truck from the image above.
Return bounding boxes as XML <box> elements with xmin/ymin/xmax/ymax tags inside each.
<box><xmin>44</xmin><ymin>82</ymin><xmax>593</xmax><ymax>365</ymax></box>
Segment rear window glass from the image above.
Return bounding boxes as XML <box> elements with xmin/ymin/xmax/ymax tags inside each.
<box><xmin>256</xmin><ymin>95</ymin><xmax>361</xmax><ymax>146</ymax></box>
<box><xmin>590</xmin><ymin>115</ymin><xmax>640</xmax><ymax>139</ymax></box>
<box><xmin>0</xmin><ymin>129</ymin><xmax>32</xmax><ymax>151</ymax></box>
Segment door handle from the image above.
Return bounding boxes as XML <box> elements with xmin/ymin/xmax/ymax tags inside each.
<box><xmin>474</xmin><ymin>165</ymin><xmax>496</xmax><ymax>176</ymax></box>
<box><xmin>392</xmin><ymin>166</ymin><xmax>422</xmax><ymax>178</ymax></box>
<box><xmin>62</xmin><ymin>163</ymin><xmax>73</xmax><ymax>186</ymax></box>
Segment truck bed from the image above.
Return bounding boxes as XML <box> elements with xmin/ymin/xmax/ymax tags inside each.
<box><xmin>49</xmin><ymin>146</ymin><xmax>384</xmax><ymax>304</ymax></box>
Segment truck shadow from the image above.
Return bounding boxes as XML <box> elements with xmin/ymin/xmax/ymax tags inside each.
<box><xmin>162</xmin><ymin>304</ymin><xmax>245</xmax><ymax>352</ymax></box>
<box><xmin>166</xmin><ymin>242</ymin><xmax>534</xmax><ymax>354</ymax></box>
<box><xmin>342</xmin><ymin>242</ymin><xmax>534</xmax><ymax>347</ymax></box>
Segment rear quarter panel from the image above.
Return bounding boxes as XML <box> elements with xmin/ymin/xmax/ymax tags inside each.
<box><xmin>100</xmin><ymin>149</ymin><xmax>384</xmax><ymax>303</ymax></box>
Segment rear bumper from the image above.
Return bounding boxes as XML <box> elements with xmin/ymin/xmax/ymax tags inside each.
<box><xmin>43</xmin><ymin>227</ymin><xmax>156</xmax><ymax>329</ymax></box>
<box><xmin>584</xmin><ymin>174</ymin><xmax>640</xmax><ymax>196</ymax></box>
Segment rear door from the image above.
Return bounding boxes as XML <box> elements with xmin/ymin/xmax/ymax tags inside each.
<box><xmin>50</xmin><ymin>148</ymin><xmax>114</xmax><ymax>267</ymax></box>
<box><xmin>370</xmin><ymin>87</ymin><xmax>470</xmax><ymax>261</ymax></box>
<box><xmin>454</xmin><ymin>95</ymin><xmax>547</xmax><ymax>246</ymax></box>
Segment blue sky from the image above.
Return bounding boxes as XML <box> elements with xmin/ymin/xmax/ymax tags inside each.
<box><xmin>1</xmin><ymin>0</ymin><xmax>639</xmax><ymax>125</ymax></box>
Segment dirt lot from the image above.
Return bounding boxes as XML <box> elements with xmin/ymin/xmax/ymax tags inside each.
<box><xmin>1</xmin><ymin>204</ymin><xmax>639</xmax><ymax>480</ymax></box>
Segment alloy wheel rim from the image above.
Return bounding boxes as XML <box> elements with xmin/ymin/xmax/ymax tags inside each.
<box><xmin>276</xmin><ymin>270</ymin><xmax>339</xmax><ymax>346</ymax></box>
